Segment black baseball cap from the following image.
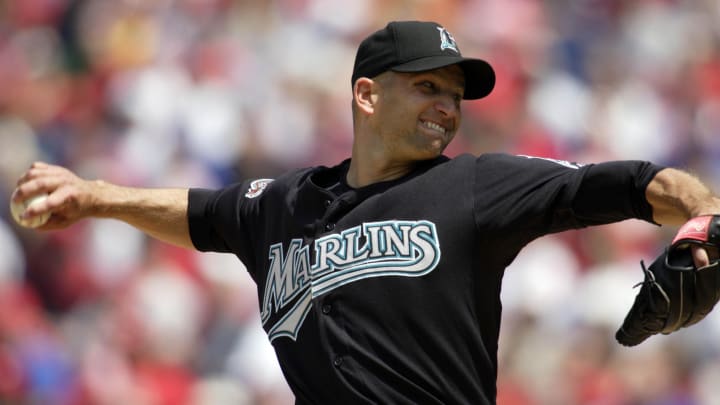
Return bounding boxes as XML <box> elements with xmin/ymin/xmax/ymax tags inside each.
<box><xmin>351</xmin><ymin>21</ymin><xmax>495</xmax><ymax>100</ymax></box>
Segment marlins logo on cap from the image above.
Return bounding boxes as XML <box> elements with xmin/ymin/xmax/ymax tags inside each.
<box><xmin>437</xmin><ymin>27</ymin><xmax>459</xmax><ymax>53</ymax></box>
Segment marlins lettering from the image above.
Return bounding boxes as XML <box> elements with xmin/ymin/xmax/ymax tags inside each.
<box><xmin>261</xmin><ymin>220</ymin><xmax>441</xmax><ymax>342</ymax></box>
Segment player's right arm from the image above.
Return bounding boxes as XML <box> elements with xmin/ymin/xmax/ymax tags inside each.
<box><xmin>11</xmin><ymin>161</ymin><xmax>194</xmax><ymax>249</ymax></box>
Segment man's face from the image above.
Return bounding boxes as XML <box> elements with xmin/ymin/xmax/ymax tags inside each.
<box><xmin>371</xmin><ymin>64</ymin><xmax>465</xmax><ymax>162</ymax></box>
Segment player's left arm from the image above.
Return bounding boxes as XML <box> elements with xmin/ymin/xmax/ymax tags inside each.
<box><xmin>645</xmin><ymin>167</ymin><xmax>720</xmax><ymax>267</ymax></box>
<box><xmin>646</xmin><ymin>168</ymin><xmax>720</xmax><ymax>225</ymax></box>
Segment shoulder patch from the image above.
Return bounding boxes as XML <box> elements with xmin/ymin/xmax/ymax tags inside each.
<box><xmin>245</xmin><ymin>178</ymin><xmax>274</xmax><ymax>198</ymax></box>
<box><xmin>517</xmin><ymin>154</ymin><xmax>584</xmax><ymax>169</ymax></box>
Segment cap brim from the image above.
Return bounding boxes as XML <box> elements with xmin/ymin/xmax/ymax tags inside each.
<box><xmin>391</xmin><ymin>56</ymin><xmax>495</xmax><ymax>100</ymax></box>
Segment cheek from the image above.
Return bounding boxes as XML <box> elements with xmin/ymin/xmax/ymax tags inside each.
<box><xmin>383</xmin><ymin>106</ymin><xmax>416</xmax><ymax>131</ymax></box>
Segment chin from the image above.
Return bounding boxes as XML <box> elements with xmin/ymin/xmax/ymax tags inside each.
<box><xmin>429</xmin><ymin>138</ymin><xmax>451</xmax><ymax>154</ymax></box>
<box><xmin>416</xmin><ymin>145</ymin><xmax>447</xmax><ymax>160</ymax></box>
<box><xmin>401</xmin><ymin>135</ymin><xmax>451</xmax><ymax>160</ymax></box>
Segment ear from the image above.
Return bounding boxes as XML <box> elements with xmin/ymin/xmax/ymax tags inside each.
<box><xmin>353</xmin><ymin>77</ymin><xmax>376</xmax><ymax>115</ymax></box>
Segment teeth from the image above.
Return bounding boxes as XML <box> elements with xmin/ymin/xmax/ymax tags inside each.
<box><xmin>423</xmin><ymin>121</ymin><xmax>446</xmax><ymax>134</ymax></box>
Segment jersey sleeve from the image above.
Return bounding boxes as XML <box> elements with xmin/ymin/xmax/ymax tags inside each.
<box><xmin>473</xmin><ymin>154</ymin><xmax>664</xmax><ymax>239</ymax></box>
<box><xmin>570</xmin><ymin>160</ymin><xmax>662</xmax><ymax>226</ymax></box>
<box><xmin>187</xmin><ymin>178</ymin><xmax>275</xmax><ymax>273</ymax></box>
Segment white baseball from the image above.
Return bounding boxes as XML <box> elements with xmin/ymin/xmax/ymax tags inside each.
<box><xmin>10</xmin><ymin>193</ymin><xmax>51</xmax><ymax>228</ymax></box>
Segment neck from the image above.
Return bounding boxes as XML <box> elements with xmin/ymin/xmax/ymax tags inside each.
<box><xmin>346</xmin><ymin>149</ymin><xmax>416</xmax><ymax>188</ymax></box>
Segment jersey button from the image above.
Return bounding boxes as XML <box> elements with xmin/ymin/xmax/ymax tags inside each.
<box><xmin>333</xmin><ymin>356</ymin><xmax>343</xmax><ymax>367</ymax></box>
<box><xmin>322</xmin><ymin>304</ymin><xmax>332</xmax><ymax>314</ymax></box>
<box><xmin>325</xmin><ymin>223</ymin><xmax>335</xmax><ymax>231</ymax></box>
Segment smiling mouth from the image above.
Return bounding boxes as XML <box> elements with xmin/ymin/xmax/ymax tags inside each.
<box><xmin>421</xmin><ymin>120</ymin><xmax>447</xmax><ymax>135</ymax></box>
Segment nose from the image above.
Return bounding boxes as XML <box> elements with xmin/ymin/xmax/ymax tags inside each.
<box><xmin>435</xmin><ymin>95</ymin><xmax>460</xmax><ymax>117</ymax></box>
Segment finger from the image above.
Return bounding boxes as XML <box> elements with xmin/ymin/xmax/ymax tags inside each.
<box><xmin>44</xmin><ymin>186</ymin><xmax>80</xmax><ymax>215</ymax></box>
<box><xmin>14</xmin><ymin>169</ymin><xmax>59</xmax><ymax>200</ymax></box>
<box><xmin>12</xmin><ymin>175</ymin><xmax>64</xmax><ymax>202</ymax></box>
<box><xmin>44</xmin><ymin>188</ymin><xmax>69</xmax><ymax>211</ymax></box>
<box><xmin>22</xmin><ymin>180</ymin><xmax>83</xmax><ymax>218</ymax></box>
<box><xmin>16</xmin><ymin>168</ymin><xmax>45</xmax><ymax>189</ymax></box>
<box><xmin>20</xmin><ymin>195</ymin><xmax>52</xmax><ymax>219</ymax></box>
<box><xmin>692</xmin><ymin>245</ymin><xmax>710</xmax><ymax>269</ymax></box>
<box><xmin>30</xmin><ymin>161</ymin><xmax>50</xmax><ymax>169</ymax></box>
<box><xmin>32</xmin><ymin>187</ymin><xmax>84</xmax><ymax>230</ymax></box>
<box><xmin>16</xmin><ymin>163</ymin><xmax>71</xmax><ymax>188</ymax></box>
<box><xmin>16</xmin><ymin>162</ymin><xmax>53</xmax><ymax>177</ymax></box>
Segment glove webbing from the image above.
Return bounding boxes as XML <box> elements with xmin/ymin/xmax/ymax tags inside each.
<box><xmin>637</xmin><ymin>260</ymin><xmax>674</xmax><ymax>332</ymax></box>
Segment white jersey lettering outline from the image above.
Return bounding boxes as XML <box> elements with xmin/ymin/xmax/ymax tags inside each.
<box><xmin>261</xmin><ymin>220</ymin><xmax>441</xmax><ymax>342</ymax></box>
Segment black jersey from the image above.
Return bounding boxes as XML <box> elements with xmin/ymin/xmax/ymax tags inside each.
<box><xmin>188</xmin><ymin>153</ymin><xmax>663</xmax><ymax>404</ymax></box>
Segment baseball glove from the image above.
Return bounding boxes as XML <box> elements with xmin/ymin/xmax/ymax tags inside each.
<box><xmin>616</xmin><ymin>215</ymin><xmax>720</xmax><ymax>347</ymax></box>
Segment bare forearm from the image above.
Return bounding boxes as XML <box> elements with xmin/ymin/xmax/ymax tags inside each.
<box><xmin>646</xmin><ymin>168</ymin><xmax>720</xmax><ymax>225</ymax></box>
<box><xmin>92</xmin><ymin>182</ymin><xmax>193</xmax><ymax>249</ymax></box>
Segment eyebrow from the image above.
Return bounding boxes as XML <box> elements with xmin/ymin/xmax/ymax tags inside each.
<box><xmin>413</xmin><ymin>71</ymin><xmax>464</xmax><ymax>90</ymax></box>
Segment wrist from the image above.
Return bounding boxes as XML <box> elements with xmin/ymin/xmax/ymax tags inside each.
<box><xmin>89</xmin><ymin>180</ymin><xmax>128</xmax><ymax>218</ymax></box>
<box><xmin>689</xmin><ymin>197</ymin><xmax>720</xmax><ymax>218</ymax></box>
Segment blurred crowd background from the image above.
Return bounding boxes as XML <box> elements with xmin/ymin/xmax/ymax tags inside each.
<box><xmin>0</xmin><ymin>0</ymin><xmax>719</xmax><ymax>404</ymax></box>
